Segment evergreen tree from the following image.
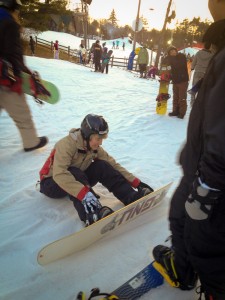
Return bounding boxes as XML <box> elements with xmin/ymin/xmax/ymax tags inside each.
<box><xmin>108</xmin><ymin>9</ymin><xmax>118</xmax><ymax>27</ymax></box>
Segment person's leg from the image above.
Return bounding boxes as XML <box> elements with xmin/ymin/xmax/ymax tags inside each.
<box><xmin>154</xmin><ymin>176</ymin><xmax>197</xmax><ymax>289</ymax></box>
<box><xmin>105</xmin><ymin>64</ymin><xmax>109</xmax><ymax>74</ymax></box>
<box><xmin>0</xmin><ymin>88</ymin><xmax>40</xmax><ymax>148</ymax></box>
<box><xmin>40</xmin><ymin>177</ymin><xmax>67</xmax><ymax>198</ymax></box>
<box><xmin>85</xmin><ymin>160</ymin><xmax>141</xmax><ymax>205</ymax></box>
<box><xmin>186</xmin><ymin>200</ymin><xmax>225</xmax><ymax>299</ymax></box>
<box><xmin>178</xmin><ymin>81</ymin><xmax>188</xmax><ymax>118</ymax></box>
<box><xmin>170</xmin><ymin>84</ymin><xmax>179</xmax><ymax>115</ymax></box>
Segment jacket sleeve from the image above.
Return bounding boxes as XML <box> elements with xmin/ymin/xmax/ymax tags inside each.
<box><xmin>191</xmin><ymin>54</ymin><xmax>197</xmax><ymax>70</ymax></box>
<box><xmin>2</xmin><ymin>20</ymin><xmax>31</xmax><ymax>75</ymax></box>
<box><xmin>52</xmin><ymin>140</ymin><xmax>89</xmax><ymax>200</ymax></box>
<box><xmin>199</xmin><ymin>51</ymin><xmax>225</xmax><ymax>190</ymax></box>
<box><xmin>97</xmin><ymin>147</ymin><xmax>140</xmax><ymax>187</ymax></box>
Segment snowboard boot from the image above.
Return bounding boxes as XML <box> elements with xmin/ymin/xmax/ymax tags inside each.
<box><xmin>24</xmin><ymin>136</ymin><xmax>48</xmax><ymax>152</ymax></box>
<box><xmin>168</xmin><ymin>111</ymin><xmax>178</xmax><ymax>117</ymax></box>
<box><xmin>98</xmin><ymin>206</ymin><xmax>114</xmax><ymax>219</ymax></box>
<box><xmin>153</xmin><ymin>245</ymin><xmax>197</xmax><ymax>290</ymax></box>
<box><xmin>177</xmin><ymin>115</ymin><xmax>184</xmax><ymax>119</ymax></box>
<box><xmin>126</xmin><ymin>186</ymin><xmax>152</xmax><ymax>205</ymax></box>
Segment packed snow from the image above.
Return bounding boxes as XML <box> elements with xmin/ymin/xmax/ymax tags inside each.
<box><xmin>0</xmin><ymin>31</ymin><xmax>200</xmax><ymax>300</ymax></box>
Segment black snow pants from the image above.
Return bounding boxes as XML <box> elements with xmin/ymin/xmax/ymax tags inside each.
<box><xmin>40</xmin><ymin>160</ymin><xmax>141</xmax><ymax>222</ymax></box>
<box><xmin>169</xmin><ymin>175</ymin><xmax>225</xmax><ymax>298</ymax></box>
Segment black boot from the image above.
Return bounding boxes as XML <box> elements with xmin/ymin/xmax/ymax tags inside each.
<box><xmin>153</xmin><ymin>245</ymin><xmax>197</xmax><ymax>290</ymax></box>
<box><xmin>24</xmin><ymin>136</ymin><xmax>48</xmax><ymax>152</ymax></box>
<box><xmin>98</xmin><ymin>206</ymin><xmax>114</xmax><ymax>219</ymax></box>
<box><xmin>168</xmin><ymin>111</ymin><xmax>178</xmax><ymax>117</ymax></box>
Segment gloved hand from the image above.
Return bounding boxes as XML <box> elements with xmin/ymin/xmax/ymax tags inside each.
<box><xmin>30</xmin><ymin>71</ymin><xmax>51</xmax><ymax>101</ymax></box>
<box><xmin>138</xmin><ymin>181</ymin><xmax>154</xmax><ymax>195</ymax></box>
<box><xmin>82</xmin><ymin>191</ymin><xmax>102</xmax><ymax>226</ymax></box>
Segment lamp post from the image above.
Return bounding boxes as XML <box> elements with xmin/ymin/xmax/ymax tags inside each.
<box><xmin>133</xmin><ymin>0</ymin><xmax>142</xmax><ymax>51</ymax></box>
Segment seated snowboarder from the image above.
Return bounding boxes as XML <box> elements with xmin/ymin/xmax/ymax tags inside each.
<box><xmin>38</xmin><ymin>114</ymin><xmax>153</xmax><ymax>226</ymax></box>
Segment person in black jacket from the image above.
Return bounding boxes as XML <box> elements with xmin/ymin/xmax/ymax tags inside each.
<box><xmin>163</xmin><ymin>46</ymin><xmax>189</xmax><ymax>119</ymax></box>
<box><xmin>152</xmin><ymin>1</ymin><xmax>225</xmax><ymax>299</ymax></box>
<box><xmin>0</xmin><ymin>0</ymin><xmax>48</xmax><ymax>151</ymax></box>
<box><xmin>92</xmin><ymin>40</ymin><xmax>102</xmax><ymax>72</ymax></box>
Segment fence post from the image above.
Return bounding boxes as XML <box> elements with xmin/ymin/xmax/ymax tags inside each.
<box><xmin>111</xmin><ymin>56</ymin><xmax>114</xmax><ymax>68</ymax></box>
<box><xmin>68</xmin><ymin>46</ymin><xmax>70</xmax><ymax>59</ymax></box>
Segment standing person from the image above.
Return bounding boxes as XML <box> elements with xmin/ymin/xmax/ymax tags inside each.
<box><xmin>163</xmin><ymin>46</ymin><xmax>189</xmax><ymax>119</ymax></box>
<box><xmin>116</xmin><ymin>40</ymin><xmax>119</xmax><ymax>49</ymax></box>
<box><xmin>0</xmin><ymin>0</ymin><xmax>48</xmax><ymax>152</ymax></box>
<box><xmin>53</xmin><ymin>40</ymin><xmax>59</xmax><ymax>59</ymax></box>
<box><xmin>101</xmin><ymin>47</ymin><xmax>112</xmax><ymax>74</ymax></box>
<box><xmin>112</xmin><ymin>41</ymin><xmax>115</xmax><ymax>49</ymax></box>
<box><xmin>79</xmin><ymin>44</ymin><xmax>87</xmax><ymax>65</ymax></box>
<box><xmin>29</xmin><ymin>36</ymin><xmax>35</xmax><ymax>56</ymax></box>
<box><xmin>39</xmin><ymin>114</ymin><xmax>154</xmax><ymax>226</ymax></box>
<box><xmin>189</xmin><ymin>43</ymin><xmax>213</xmax><ymax>106</ymax></box>
<box><xmin>93</xmin><ymin>40</ymin><xmax>102</xmax><ymax>72</ymax></box>
<box><xmin>147</xmin><ymin>65</ymin><xmax>157</xmax><ymax>79</ymax></box>
<box><xmin>152</xmin><ymin>1</ymin><xmax>225</xmax><ymax>299</ymax></box>
<box><xmin>122</xmin><ymin>41</ymin><xmax>125</xmax><ymax>51</ymax></box>
<box><xmin>137</xmin><ymin>46</ymin><xmax>149</xmax><ymax>78</ymax></box>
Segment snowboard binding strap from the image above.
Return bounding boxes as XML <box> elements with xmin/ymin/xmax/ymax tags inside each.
<box><xmin>77</xmin><ymin>288</ymin><xmax>120</xmax><ymax>300</ymax></box>
<box><xmin>153</xmin><ymin>261</ymin><xmax>180</xmax><ymax>288</ymax></box>
<box><xmin>156</xmin><ymin>93</ymin><xmax>171</xmax><ymax>102</ymax></box>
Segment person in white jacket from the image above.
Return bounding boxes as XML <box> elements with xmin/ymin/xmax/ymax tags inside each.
<box><xmin>190</xmin><ymin>43</ymin><xmax>214</xmax><ymax>105</ymax></box>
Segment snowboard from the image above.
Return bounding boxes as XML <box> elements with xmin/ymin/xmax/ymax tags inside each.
<box><xmin>112</xmin><ymin>262</ymin><xmax>164</xmax><ymax>299</ymax></box>
<box><xmin>77</xmin><ymin>262</ymin><xmax>164</xmax><ymax>300</ymax></box>
<box><xmin>156</xmin><ymin>64</ymin><xmax>171</xmax><ymax>115</ymax></box>
<box><xmin>37</xmin><ymin>182</ymin><xmax>172</xmax><ymax>265</ymax></box>
<box><xmin>21</xmin><ymin>72</ymin><xmax>60</xmax><ymax>104</ymax></box>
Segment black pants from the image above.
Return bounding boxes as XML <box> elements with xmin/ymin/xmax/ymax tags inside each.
<box><xmin>94</xmin><ymin>59</ymin><xmax>101</xmax><ymax>71</ymax></box>
<box><xmin>169</xmin><ymin>175</ymin><xmax>225</xmax><ymax>298</ymax></box>
<box><xmin>40</xmin><ymin>160</ymin><xmax>140</xmax><ymax>221</ymax></box>
<box><xmin>101</xmin><ymin>64</ymin><xmax>109</xmax><ymax>74</ymax></box>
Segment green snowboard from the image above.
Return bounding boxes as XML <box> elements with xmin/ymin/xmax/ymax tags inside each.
<box><xmin>21</xmin><ymin>72</ymin><xmax>60</xmax><ymax>104</ymax></box>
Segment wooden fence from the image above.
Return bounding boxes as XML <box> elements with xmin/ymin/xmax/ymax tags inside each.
<box><xmin>35</xmin><ymin>37</ymin><xmax>139</xmax><ymax>71</ymax></box>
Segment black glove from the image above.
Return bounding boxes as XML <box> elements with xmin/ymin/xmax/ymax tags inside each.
<box><xmin>82</xmin><ymin>191</ymin><xmax>102</xmax><ymax>226</ymax></box>
<box><xmin>30</xmin><ymin>71</ymin><xmax>51</xmax><ymax>100</ymax></box>
<box><xmin>138</xmin><ymin>181</ymin><xmax>154</xmax><ymax>193</ymax></box>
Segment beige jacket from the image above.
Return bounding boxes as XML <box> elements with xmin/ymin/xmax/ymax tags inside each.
<box><xmin>40</xmin><ymin>129</ymin><xmax>140</xmax><ymax>200</ymax></box>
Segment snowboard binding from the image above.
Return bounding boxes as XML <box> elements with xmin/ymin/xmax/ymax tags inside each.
<box><xmin>77</xmin><ymin>288</ymin><xmax>119</xmax><ymax>300</ymax></box>
<box><xmin>159</xmin><ymin>73</ymin><xmax>171</xmax><ymax>82</ymax></box>
<box><xmin>156</xmin><ymin>93</ymin><xmax>171</xmax><ymax>102</ymax></box>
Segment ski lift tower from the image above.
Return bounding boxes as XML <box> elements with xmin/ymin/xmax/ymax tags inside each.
<box><xmin>154</xmin><ymin>0</ymin><xmax>173</xmax><ymax>69</ymax></box>
<box><xmin>132</xmin><ymin>0</ymin><xmax>142</xmax><ymax>51</ymax></box>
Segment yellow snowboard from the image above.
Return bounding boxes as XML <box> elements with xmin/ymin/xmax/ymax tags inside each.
<box><xmin>156</xmin><ymin>65</ymin><xmax>171</xmax><ymax>115</ymax></box>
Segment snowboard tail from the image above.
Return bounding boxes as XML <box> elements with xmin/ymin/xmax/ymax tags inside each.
<box><xmin>77</xmin><ymin>262</ymin><xmax>164</xmax><ymax>300</ymax></box>
<box><xmin>21</xmin><ymin>72</ymin><xmax>60</xmax><ymax>104</ymax></box>
<box><xmin>37</xmin><ymin>183</ymin><xmax>172</xmax><ymax>265</ymax></box>
<box><xmin>112</xmin><ymin>262</ymin><xmax>164</xmax><ymax>299</ymax></box>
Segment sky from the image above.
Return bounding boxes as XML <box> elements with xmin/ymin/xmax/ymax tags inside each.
<box><xmin>86</xmin><ymin>0</ymin><xmax>213</xmax><ymax>30</ymax></box>
<box><xmin>0</xmin><ymin>30</ymin><xmax>200</xmax><ymax>300</ymax></box>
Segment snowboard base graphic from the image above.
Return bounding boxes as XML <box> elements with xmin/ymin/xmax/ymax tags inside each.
<box><xmin>38</xmin><ymin>183</ymin><xmax>172</xmax><ymax>265</ymax></box>
<box><xmin>156</xmin><ymin>64</ymin><xmax>171</xmax><ymax>115</ymax></box>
